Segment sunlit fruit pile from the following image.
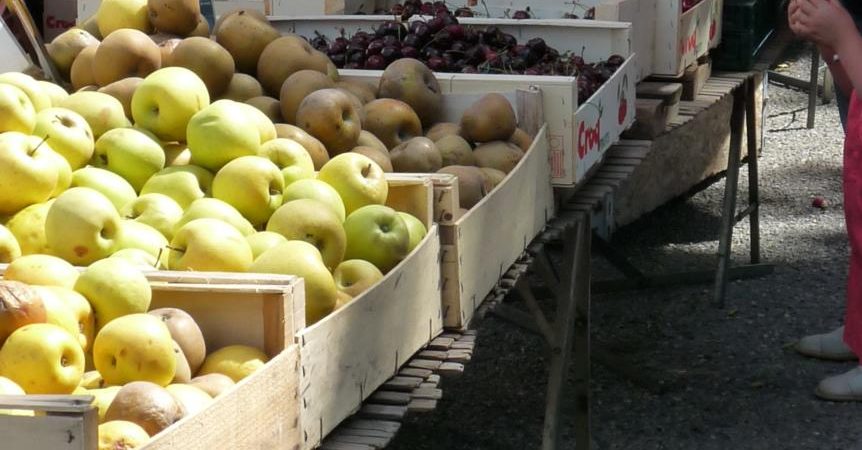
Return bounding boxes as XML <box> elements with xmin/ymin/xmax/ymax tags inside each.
<box><xmin>0</xmin><ymin>271</ymin><xmax>265</xmax><ymax>448</ymax></box>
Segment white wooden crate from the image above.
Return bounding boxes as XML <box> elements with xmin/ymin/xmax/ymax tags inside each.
<box><xmin>653</xmin><ymin>0</ymin><xmax>723</xmax><ymax>76</ymax></box>
<box><xmin>271</xmin><ymin>15</ymin><xmax>636</xmax><ymax>187</ymax></box>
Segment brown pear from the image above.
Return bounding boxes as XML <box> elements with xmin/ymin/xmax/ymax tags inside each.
<box><xmin>70</xmin><ymin>44</ymin><xmax>99</xmax><ymax>91</ymax></box>
<box><xmin>351</xmin><ymin>145</ymin><xmax>393</xmax><ymax>172</ymax></box>
<box><xmin>92</xmin><ymin>29</ymin><xmax>161</xmax><ymax>87</ymax></box>
<box><xmin>47</xmin><ymin>28</ymin><xmax>100</xmax><ymax>79</ymax></box>
<box><xmin>148</xmin><ymin>307</ymin><xmax>206</xmax><ymax>373</ymax></box>
<box><xmin>189</xmin><ymin>373</ymin><xmax>235</xmax><ymax>398</ymax></box>
<box><xmin>510</xmin><ymin>127</ymin><xmax>533</xmax><ymax>151</ymax></box>
<box><xmin>0</xmin><ymin>281</ymin><xmax>46</xmax><ymax>345</ymax></box>
<box><xmin>426</xmin><ymin>122</ymin><xmax>461</xmax><ymax>142</ymax></box>
<box><xmin>213</xmin><ymin>8</ymin><xmax>267</xmax><ymax>36</ymax></box>
<box><xmin>296</xmin><ymin>89</ymin><xmax>361</xmax><ymax>155</ymax></box>
<box><xmin>363</xmin><ymin>98</ymin><xmax>422</xmax><ymax>150</ymax></box>
<box><xmin>435</xmin><ymin>134</ymin><xmax>475</xmax><ymax>167</ymax></box>
<box><xmin>340</xmin><ymin>90</ymin><xmax>367</xmax><ymax>128</ymax></box>
<box><xmin>246</xmin><ymin>96</ymin><xmax>283</xmax><ymax>123</ymax></box>
<box><xmin>479</xmin><ymin>167</ymin><xmax>507</xmax><ymax>190</ymax></box>
<box><xmin>189</xmin><ymin>14</ymin><xmax>210</xmax><ymax>37</ymax></box>
<box><xmin>220</xmin><ymin>73</ymin><xmax>264</xmax><ymax>101</ymax></box>
<box><xmin>105</xmin><ymin>382</ymin><xmax>184</xmax><ymax>435</ymax></box>
<box><xmin>257</xmin><ymin>35</ymin><xmax>338</xmax><ymax>97</ymax></box>
<box><xmin>390</xmin><ymin>137</ymin><xmax>442</xmax><ymax>173</ymax></box>
<box><xmin>473</xmin><ymin>141</ymin><xmax>524</xmax><ymax>174</ymax></box>
<box><xmin>158</xmin><ymin>38</ymin><xmax>182</xmax><ymax>66</ymax></box>
<box><xmin>148</xmin><ymin>0</ymin><xmax>200</xmax><ymax>36</ymax></box>
<box><xmin>460</xmin><ymin>93</ymin><xmax>517</xmax><ymax>143</ymax></box>
<box><xmin>79</xmin><ymin>14</ymin><xmax>103</xmax><ymax>40</ymax></box>
<box><xmin>279</xmin><ymin>69</ymin><xmax>335</xmax><ymax>125</ymax></box>
<box><xmin>170</xmin><ymin>339</ymin><xmax>192</xmax><ymax>383</ymax></box>
<box><xmin>98</xmin><ymin>77</ymin><xmax>143</xmax><ymax>120</ymax></box>
<box><xmin>437</xmin><ymin>165</ymin><xmax>488</xmax><ymax>209</ymax></box>
<box><xmin>274</xmin><ymin>123</ymin><xmax>329</xmax><ymax>169</ymax></box>
<box><xmin>215</xmin><ymin>9</ymin><xmax>280</xmax><ymax>75</ymax></box>
<box><xmin>335</xmin><ymin>80</ymin><xmax>376</xmax><ymax>104</ymax></box>
<box><xmin>378</xmin><ymin>58</ymin><xmax>442</xmax><ymax>128</ymax></box>
<box><xmin>169</xmin><ymin>37</ymin><xmax>235</xmax><ymax>98</ymax></box>
<box><xmin>357</xmin><ymin>130</ymin><xmax>387</xmax><ymax>154</ymax></box>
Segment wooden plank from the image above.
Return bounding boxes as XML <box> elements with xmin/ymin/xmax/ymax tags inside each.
<box><xmin>428</xmin><ymin>337</ymin><xmax>455</xmax><ymax>350</ymax></box>
<box><xmin>320</xmin><ymin>442</ymin><xmax>374</xmax><ymax>450</ymax></box>
<box><xmin>359</xmin><ymin>404</ymin><xmax>408</xmax><ymax>421</ymax></box>
<box><xmin>334</xmin><ymin>428</ymin><xmax>394</xmax><ymax>439</ymax></box>
<box><xmin>417</xmin><ymin>350</ymin><xmax>448</xmax><ymax>361</ymax></box>
<box><xmin>407</xmin><ymin>399</ymin><xmax>438</xmax><ymax>413</ymax></box>
<box><xmin>446</xmin><ymin>350</ymin><xmax>473</xmax><ymax>363</ymax></box>
<box><xmin>410</xmin><ymin>388</ymin><xmax>443</xmax><ymax>400</ymax></box>
<box><xmin>381</xmin><ymin>376</ymin><xmax>424</xmax><ymax>392</ymax></box>
<box><xmin>418</xmin><ymin>382</ymin><xmax>438</xmax><ymax>389</ymax></box>
<box><xmin>408</xmin><ymin>359</ymin><xmax>442</xmax><ymax>371</ymax></box>
<box><xmin>368</xmin><ymin>391</ymin><xmax>411</xmax><ymax>406</ymax></box>
<box><xmin>344</xmin><ymin>420</ymin><xmax>401</xmax><ymax>434</ymax></box>
<box><xmin>458</xmin><ymin>335</ymin><xmax>476</xmax><ymax>343</ymax></box>
<box><xmin>449</xmin><ymin>342</ymin><xmax>475</xmax><ymax>351</ymax></box>
<box><xmin>399</xmin><ymin>368</ymin><xmax>432</xmax><ymax>379</ymax></box>
<box><xmin>438</xmin><ymin>362</ymin><xmax>465</xmax><ymax>377</ymax></box>
<box><xmin>329</xmin><ymin>433</ymin><xmax>391</xmax><ymax>448</ymax></box>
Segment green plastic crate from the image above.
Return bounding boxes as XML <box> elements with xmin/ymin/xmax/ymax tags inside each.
<box><xmin>713</xmin><ymin>27</ymin><xmax>773</xmax><ymax>71</ymax></box>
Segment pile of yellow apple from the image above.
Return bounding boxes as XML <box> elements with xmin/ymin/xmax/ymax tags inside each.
<box><xmin>0</xmin><ymin>261</ymin><xmax>268</xmax><ymax>448</ymax></box>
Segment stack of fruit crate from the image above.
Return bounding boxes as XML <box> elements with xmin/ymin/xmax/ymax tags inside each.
<box><xmin>712</xmin><ymin>0</ymin><xmax>777</xmax><ymax>70</ymax></box>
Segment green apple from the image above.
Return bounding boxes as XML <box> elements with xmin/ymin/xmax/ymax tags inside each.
<box><xmin>235</xmin><ymin>101</ymin><xmax>277</xmax><ymax>144</ymax></box>
<box><xmin>0</xmin><ymin>131</ymin><xmax>62</xmax><ymax>214</ymax></box>
<box><xmin>93</xmin><ymin>313</ymin><xmax>175</xmax><ymax>387</ymax></box>
<box><xmin>3</xmin><ymin>254</ymin><xmax>79</xmax><ymax>288</ymax></box>
<box><xmin>6</xmin><ymin>203</ymin><xmax>50</xmax><ymax>250</ymax></box>
<box><xmin>266</xmin><ymin>199</ymin><xmax>346</xmax><ymax>271</ymax></box>
<box><xmin>45</xmin><ymin>187</ymin><xmax>122</xmax><ymax>265</ymax></box>
<box><xmin>343</xmin><ymin>205</ymin><xmax>409</xmax><ymax>273</ymax></box>
<box><xmin>333</xmin><ymin>259</ymin><xmax>384</xmax><ymax>299</ymax></box>
<box><xmin>258</xmin><ymin>138</ymin><xmax>314</xmax><ymax>188</ymax></box>
<box><xmin>187</xmin><ymin>99</ymin><xmax>261</xmax><ymax>171</ymax></box>
<box><xmin>0</xmin><ymin>323</ymin><xmax>84</xmax><ymax>394</ymax></box>
<box><xmin>212</xmin><ymin>156</ymin><xmax>283</xmax><ymax>227</ymax></box>
<box><xmin>59</xmin><ymin>91</ymin><xmax>131</xmax><ymax>139</ymax></box>
<box><xmin>38</xmin><ymin>81</ymin><xmax>69</xmax><ymax>106</ymax></box>
<box><xmin>93</xmin><ymin>128</ymin><xmax>166</xmax><ymax>192</ymax></box>
<box><xmin>32</xmin><ymin>107</ymin><xmax>95</xmax><ymax>169</ymax></box>
<box><xmin>70</xmin><ymin>167</ymin><xmax>137</xmax><ymax>211</ymax></box>
<box><xmin>0</xmin><ymin>72</ymin><xmax>51</xmax><ymax>111</ymax></box>
<box><xmin>169</xmin><ymin>218</ymin><xmax>253</xmax><ymax>272</ymax></box>
<box><xmin>96</xmin><ymin>0</ymin><xmax>151</xmax><ymax>36</ymax></box>
<box><xmin>399</xmin><ymin>212</ymin><xmax>427</xmax><ymax>253</ymax></box>
<box><xmin>34</xmin><ymin>286</ymin><xmax>94</xmax><ymax>352</ymax></box>
<box><xmin>318</xmin><ymin>153</ymin><xmax>388</xmax><ymax>215</ymax></box>
<box><xmin>75</xmin><ymin>257</ymin><xmax>152</xmax><ymax>330</ymax></box>
<box><xmin>114</xmin><ymin>219</ymin><xmax>169</xmax><ymax>258</ymax></box>
<box><xmin>0</xmin><ymin>224</ymin><xmax>21</xmax><ymax>263</ymax></box>
<box><xmin>245</xmin><ymin>231</ymin><xmax>287</xmax><ymax>259</ymax></box>
<box><xmin>132</xmin><ymin>67</ymin><xmax>210</xmax><ymax>142</ymax></box>
<box><xmin>175</xmin><ymin>198</ymin><xmax>256</xmax><ymax>236</ymax></box>
<box><xmin>31</xmin><ymin>286</ymin><xmax>81</xmax><ymax>346</ymax></box>
<box><xmin>282</xmin><ymin>178</ymin><xmax>346</xmax><ymax>222</ymax></box>
<box><xmin>250</xmin><ymin>240</ymin><xmax>337</xmax><ymax>325</ymax></box>
<box><xmin>110</xmin><ymin>248</ymin><xmax>159</xmax><ymax>269</ymax></box>
<box><xmin>140</xmin><ymin>165</ymin><xmax>213</xmax><ymax>209</ymax></box>
<box><xmin>0</xmin><ymin>83</ymin><xmax>35</xmax><ymax>133</ymax></box>
<box><xmin>4</xmin><ymin>200</ymin><xmax>53</xmax><ymax>255</ymax></box>
<box><xmin>119</xmin><ymin>193</ymin><xmax>183</xmax><ymax>240</ymax></box>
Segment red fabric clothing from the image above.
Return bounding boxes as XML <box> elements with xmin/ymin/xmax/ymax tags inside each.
<box><xmin>843</xmin><ymin>90</ymin><xmax>862</xmax><ymax>357</ymax></box>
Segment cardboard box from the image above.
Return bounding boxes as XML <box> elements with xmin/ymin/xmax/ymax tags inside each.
<box><xmin>43</xmin><ymin>0</ymin><xmax>76</xmax><ymax>41</ymax></box>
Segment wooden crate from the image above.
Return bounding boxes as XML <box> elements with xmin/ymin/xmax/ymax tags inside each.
<box><xmin>271</xmin><ymin>16</ymin><xmax>636</xmax><ymax>187</ymax></box>
<box><xmin>0</xmin><ymin>271</ymin><xmax>304</xmax><ymax>450</ymax></box>
<box><xmin>297</xmin><ymin>177</ymin><xmax>442</xmax><ymax>449</ymax></box>
<box><xmin>653</xmin><ymin>0</ymin><xmax>722</xmax><ymax>76</ymax></box>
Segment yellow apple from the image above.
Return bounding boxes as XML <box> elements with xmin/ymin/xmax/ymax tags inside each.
<box><xmin>175</xmin><ymin>198</ymin><xmax>256</xmax><ymax>236</ymax></box>
<box><xmin>0</xmin><ymin>83</ymin><xmax>36</xmax><ymax>133</ymax></box>
<box><xmin>4</xmin><ymin>200</ymin><xmax>53</xmax><ymax>255</ymax></box>
<box><xmin>343</xmin><ymin>205</ymin><xmax>410</xmax><ymax>274</ymax></box>
<box><xmin>110</xmin><ymin>248</ymin><xmax>160</xmax><ymax>269</ymax></box>
<box><xmin>93</xmin><ymin>128</ymin><xmax>166</xmax><ymax>192</ymax></box>
<box><xmin>266</xmin><ymin>199</ymin><xmax>346</xmax><ymax>271</ymax></box>
<box><xmin>0</xmin><ymin>323</ymin><xmax>85</xmax><ymax>394</ymax></box>
<box><xmin>258</xmin><ymin>138</ymin><xmax>315</xmax><ymax>187</ymax></box>
<box><xmin>93</xmin><ymin>313</ymin><xmax>175</xmax><ymax>386</ymax></box>
<box><xmin>32</xmin><ymin>286</ymin><xmax>80</xmax><ymax>344</ymax></box>
<box><xmin>59</xmin><ymin>91</ymin><xmax>131</xmax><ymax>139</ymax></box>
<box><xmin>132</xmin><ymin>67</ymin><xmax>210</xmax><ymax>142</ymax></box>
<box><xmin>0</xmin><ymin>376</ymin><xmax>33</xmax><ymax>416</ymax></box>
<box><xmin>88</xmin><ymin>385</ymin><xmax>122</xmax><ymax>422</ymax></box>
<box><xmin>168</xmin><ymin>218</ymin><xmax>253</xmax><ymax>272</ymax></box>
<box><xmin>35</xmin><ymin>286</ymin><xmax>95</xmax><ymax>352</ymax></box>
<box><xmin>187</xmin><ymin>99</ymin><xmax>261</xmax><ymax>171</ymax></box>
<box><xmin>212</xmin><ymin>155</ymin><xmax>283</xmax><ymax>227</ymax></box>
<box><xmin>45</xmin><ymin>149</ymin><xmax>72</xmax><ymax>198</ymax></box>
<box><xmin>333</xmin><ymin>259</ymin><xmax>384</xmax><ymax>298</ymax></box>
<box><xmin>119</xmin><ymin>193</ymin><xmax>183</xmax><ymax>240</ymax></box>
<box><xmin>282</xmin><ymin>178</ymin><xmax>346</xmax><ymax>223</ymax></box>
<box><xmin>398</xmin><ymin>212</ymin><xmax>427</xmax><ymax>253</ymax></box>
<box><xmin>3</xmin><ymin>254</ymin><xmax>79</xmax><ymax>288</ymax></box>
<box><xmin>235</xmin><ymin>101</ymin><xmax>277</xmax><ymax>144</ymax></box>
<box><xmin>198</xmin><ymin>345</ymin><xmax>268</xmax><ymax>382</ymax></box>
<box><xmin>45</xmin><ymin>187</ymin><xmax>122</xmax><ymax>266</ymax></box>
<box><xmin>98</xmin><ymin>420</ymin><xmax>150</xmax><ymax>449</ymax></box>
<box><xmin>250</xmin><ymin>240</ymin><xmax>337</xmax><ymax>324</ymax></box>
<box><xmin>97</xmin><ymin>0</ymin><xmax>151</xmax><ymax>36</ymax></box>
<box><xmin>163</xmin><ymin>143</ymin><xmax>191</xmax><ymax>166</ymax></box>
<box><xmin>114</xmin><ymin>220</ymin><xmax>168</xmax><ymax>259</ymax></box>
<box><xmin>79</xmin><ymin>370</ymin><xmax>105</xmax><ymax>389</ymax></box>
<box><xmin>245</xmin><ymin>231</ymin><xmax>287</xmax><ymax>259</ymax></box>
<box><xmin>140</xmin><ymin>165</ymin><xmax>213</xmax><ymax>209</ymax></box>
<box><xmin>165</xmin><ymin>384</ymin><xmax>213</xmax><ymax>416</ymax></box>
<box><xmin>317</xmin><ymin>152</ymin><xmax>388</xmax><ymax>215</ymax></box>
<box><xmin>0</xmin><ymin>72</ymin><xmax>51</xmax><ymax>111</ymax></box>
<box><xmin>0</xmin><ymin>225</ymin><xmax>21</xmax><ymax>263</ymax></box>
<box><xmin>32</xmin><ymin>107</ymin><xmax>94</xmax><ymax>169</ymax></box>
<box><xmin>0</xmin><ymin>131</ymin><xmax>62</xmax><ymax>215</ymax></box>
<box><xmin>75</xmin><ymin>257</ymin><xmax>151</xmax><ymax>330</ymax></box>
<box><xmin>70</xmin><ymin>167</ymin><xmax>137</xmax><ymax>211</ymax></box>
<box><xmin>39</xmin><ymin>81</ymin><xmax>69</xmax><ymax>106</ymax></box>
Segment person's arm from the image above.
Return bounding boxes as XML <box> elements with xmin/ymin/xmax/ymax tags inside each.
<box><xmin>820</xmin><ymin>44</ymin><xmax>853</xmax><ymax>95</ymax></box>
<box><xmin>794</xmin><ymin>0</ymin><xmax>862</xmax><ymax>94</ymax></box>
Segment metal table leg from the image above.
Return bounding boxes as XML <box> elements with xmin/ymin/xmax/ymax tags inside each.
<box><xmin>715</xmin><ymin>83</ymin><xmax>745</xmax><ymax>307</ymax></box>
<box><xmin>807</xmin><ymin>46</ymin><xmax>820</xmax><ymax>129</ymax></box>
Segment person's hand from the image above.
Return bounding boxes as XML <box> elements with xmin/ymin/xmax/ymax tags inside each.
<box><xmin>792</xmin><ymin>0</ymin><xmax>857</xmax><ymax>48</ymax></box>
<box><xmin>788</xmin><ymin>0</ymin><xmax>805</xmax><ymax>36</ymax></box>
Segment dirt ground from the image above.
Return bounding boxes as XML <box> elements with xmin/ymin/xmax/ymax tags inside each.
<box><xmin>388</xmin><ymin>44</ymin><xmax>862</xmax><ymax>449</ymax></box>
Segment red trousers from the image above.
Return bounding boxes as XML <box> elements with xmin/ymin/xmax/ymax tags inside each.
<box><xmin>844</xmin><ymin>91</ymin><xmax>862</xmax><ymax>357</ymax></box>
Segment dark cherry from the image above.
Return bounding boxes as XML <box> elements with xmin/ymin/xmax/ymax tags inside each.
<box><xmin>607</xmin><ymin>54</ymin><xmax>625</xmax><ymax>67</ymax></box>
<box><xmin>427</xmin><ymin>55</ymin><xmax>448</xmax><ymax>71</ymax></box>
<box><xmin>445</xmin><ymin>24</ymin><xmax>465</xmax><ymax>41</ymax></box>
<box><xmin>366</xmin><ymin>39</ymin><xmax>385</xmax><ymax>55</ymax></box>
<box><xmin>403</xmin><ymin>33</ymin><xmax>423</xmax><ymax>48</ymax></box>
<box><xmin>512</xmin><ymin>10</ymin><xmax>531</xmax><ymax>19</ymax></box>
<box><xmin>401</xmin><ymin>46</ymin><xmax>420</xmax><ymax>59</ymax></box>
<box><xmin>455</xmin><ymin>7</ymin><xmax>474</xmax><ymax>17</ymax></box>
<box><xmin>381</xmin><ymin>46</ymin><xmax>403</xmax><ymax>62</ymax></box>
<box><xmin>365</xmin><ymin>54</ymin><xmax>387</xmax><ymax>70</ymax></box>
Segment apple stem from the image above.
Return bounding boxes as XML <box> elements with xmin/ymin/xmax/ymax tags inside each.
<box><xmin>31</xmin><ymin>134</ymin><xmax>49</xmax><ymax>155</ymax></box>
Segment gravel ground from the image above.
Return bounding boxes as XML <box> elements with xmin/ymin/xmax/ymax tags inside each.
<box><xmin>388</xmin><ymin>42</ymin><xmax>862</xmax><ymax>450</ymax></box>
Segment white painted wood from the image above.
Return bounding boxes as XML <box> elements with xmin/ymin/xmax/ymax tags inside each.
<box><xmin>0</xmin><ymin>19</ymin><xmax>32</xmax><ymax>73</ymax></box>
<box><xmin>653</xmin><ymin>0</ymin><xmax>720</xmax><ymax>76</ymax></box>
